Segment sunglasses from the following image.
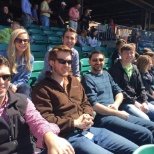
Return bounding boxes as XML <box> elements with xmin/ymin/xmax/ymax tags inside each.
<box><xmin>0</xmin><ymin>74</ymin><xmax>11</xmax><ymax>81</ymax></box>
<box><xmin>15</xmin><ymin>38</ymin><xmax>30</xmax><ymax>44</ymax></box>
<box><xmin>56</xmin><ymin>58</ymin><xmax>72</xmax><ymax>65</ymax></box>
<box><xmin>92</xmin><ymin>58</ymin><xmax>104</xmax><ymax>62</ymax></box>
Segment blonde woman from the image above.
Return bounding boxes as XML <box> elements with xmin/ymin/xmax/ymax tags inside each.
<box><xmin>136</xmin><ymin>55</ymin><xmax>154</xmax><ymax>102</ymax></box>
<box><xmin>0</xmin><ymin>28</ymin><xmax>34</xmax><ymax>98</ymax></box>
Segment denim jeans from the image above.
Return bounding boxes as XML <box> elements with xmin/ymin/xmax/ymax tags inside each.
<box><xmin>40</xmin><ymin>15</ymin><xmax>50</xmax><ymax>27</ymax></box>
<box><xmin>67</xmin><ymin>127</ymin><xmax>138</xmax><ymax>154</ymax></box>
<box><xmin>22</xmin><ymin>14</ymin><xmax>33</xmax><ymax>26</ymax></box>
<box><xmin>17</xmin><ymin>83</ymin><xmax>32</xmax><ymax>99</ymax></box>
<box><xmin>120</xmin><ymin>103</ymin><xmax>154</xmax><ymax>122</ymax></box>
<box><xmin>94</xmin><ymin>114</ymin><xmax>154</xmax><ymax>146</ymax></box>
<box><xmin>69</xmin><ymin>20</ymin><xmax>78</xmax><ymax>30</ymax></box>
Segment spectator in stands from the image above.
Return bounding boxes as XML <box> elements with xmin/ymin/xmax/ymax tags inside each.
<box><xmin>40</xmin><ymin>0</ymin><xmax>53</xmax><ymax>27</ymax></box>
<box><xmin>120</xmin><ymin>33</ymin><xmax>129</xmax><ymax>42</ymax></box>
<box><xmin>136</xmin><ymin>55</ymin><xmax>154</xmax><ymax>102</ymax></box>
<box><xmin>0</xmin><ymin>21</ymin><xmax>21</xmax><ymax>44</ymax></box>
<box><xmin>32</xmin><ymin>3</ymin><xmax>39</xmax><ymax>24</ymax></box>
<box><xmin>57</xmin><ymin>1</ymin><xmax>67</xmax><ymax>28</ymax></box>
<box><xmin>0</xmin><ymin>5</ymin><xmax>13</xmax><ymax>26</ymax></box>
<box><xmin>108</xmin><ymin>18</ymin><xmax>115</xmax><ymax>34</ymax></box>
<box><xmin>0</xmin><ymin>55</ymin><xmax>74</xmax><ymax>154</ymax></box>
<box><xmin>32</xmin><ymin>45</ymin><xmax>139</xmax><ymax>154</ymax></box>
<box><xmin>0</xmin><ymin>29</ymin><xmax>33</xmax><ymax>98</ymax></box>
<box><xmin>78</xmin><ymin>29</ymin><xmax>88</xmax><ymax>47</ymax></box>
<box><xmin>68</xmin><ymin>2</ymin><xmax>81</xmax><ymax>31</ymax></box>
<box><xmin>81</xmin><ymin>50</ymin><xmax>154</xmax><ymax>146</ymax></box>
<box><xmin>131</xmin><ymin>32</ymin><xmax>141</xmax><ymax>49</ymax></box>
<box><xmin>21</xmin><ymin>0</ymin><xmax>34</xmax><ymax>26</ymax></box>
<box><xmin>109</xmin><ymin>44</ymin><xmax>154</xmax><ymax>121</ymax></box>
<box><xmin>37</xmin><ymin>27</ymin><xmax>80</xmax><ymax>82</ymax></box>
<box><xmin>112</xmin><ymin>39</ymin><xmax>126</xmax><ymax>64</ymax></box>
<box><xmin>88</xmin><ymin>28</ymin><xmax>101</xmax><ymax>47</ymax></box>
<box><xmin>144</xmin><ymin>51</ymin><xmax>154</xmax><ymax>77</ymax></box>
<box><xmin>80</xmin><ymin>9</ymin><xmax>91</xmax><ymax>31</ymax></box>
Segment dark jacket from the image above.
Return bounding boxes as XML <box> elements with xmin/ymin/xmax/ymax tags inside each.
<box><xmin>109</xmin><ymin>60</ymin><xmax>148</xmax><ymax>104</ymax></box>
<box><xmin>141</xmin><ymin>72</ymin><xmax>154</xmax><ymax>101</ymax></box>
<box><xmin>0</xmin><ymin>90</ymin><xmax>36</xmax><ymax>154</ymax></box>
<box><xmin>32</xmin><ymin>72</ymin><xmax>94</xmax><ymax>138</ymax></box>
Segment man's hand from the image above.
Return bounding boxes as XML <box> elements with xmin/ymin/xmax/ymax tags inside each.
<box><xmin>74</xmin><ymin>114</ymin><xmax>94</xmax><ymax>130</ymax></box>
<box><xmin>108</xmin><ymin>104</ymin><xmax>118</xmax><ymax>110</ymax></box>
<box><xmin>115</xmin><ymin>110</ymin><xmax>129</xmax><ymax>120</ymax></box>
<box><xmin>134</xmin><ymin>101</ymin><xmax>142</xmax><ymax>109</ymax></box>
<box><xmin>44</xmin><ymin>132</ymin><xmax>75</xmax><ymax>154</ymax></box>
<box><xmin>141</xmin><ymin>102</ymin><xmax>149</xmax><ymax>113</ymax></box>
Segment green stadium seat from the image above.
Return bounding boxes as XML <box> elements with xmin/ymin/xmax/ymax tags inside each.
<box><xmin>95</xmin><ymin>46</ymin><xmax>107</xmax><ymax>57</ymax></box>
<box><xmin>47</xmin><ymin>36</ymin><xmax>62</xmax><ymax>45</ymax></box>
<box><xmin>31</xmin><ymin>44</ymin><xmax>47</xmax><ymax>61</ymax></box>
<box><xmin>28</xmin><ymin>29</ymin><xmax>43</xmax><ymax>35</ymax></box>
<box><xmin>29</xmin><ymin>61</ymin><xmax>44</xmax><ymax>87</ymax></box>
<box><xmin>0</xmin><ymin>43</ymin><xmax>8</xmax><ymax>52</ymax></box>
<box><xmin>80</xmin><ymin>58</ymin><xmax>91</xmax><ymax>76</ymax></box>
<box><xmin>103</xmin><ymin>58</ymin><xmax>112</xmax><ymax>70</ymax></box>
<box><xmin>43</xmin><ymin>30</ymin><xmax>56</xmax><ymax>36</ymax></box>
<box><xmin>106</xmin><ymin>47</ymin><xmax>115</xmax><ymax>58</ymax></box>
<box><xmin>31</xmin><ymin>34</ymin><xmax>47</xmax><ymax>45</ymax></box>
<box><xmin>133</xmin><ymin>144</ymin><xmax>154</xmax><ymax>154</ymax></box>
<box><xmin>82</xmin><ymin>46</ymin><xmax>95</xmax><ymax>58</ymax></box>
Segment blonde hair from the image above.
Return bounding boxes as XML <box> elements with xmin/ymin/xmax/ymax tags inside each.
<box><xmin>136</xmin><ymin>55</ymin><xmax>152</xmax><ymax>73</ymax></box>
<box><xmin>7</xmin><ymin>28</ymin><xmax>32</xmax><ymax>74</ymax></box>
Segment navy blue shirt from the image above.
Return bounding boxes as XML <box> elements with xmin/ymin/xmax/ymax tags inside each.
<box><xmin>81</xmin><ymin>71</ymin><xmax>122</xmax><ymax>107</ymax></box>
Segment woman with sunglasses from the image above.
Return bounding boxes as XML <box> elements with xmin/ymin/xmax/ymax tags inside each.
<box><xmin>0</xmin><ymin>28</ymin><xmax>33</xmax><ymax>98</ymax></box>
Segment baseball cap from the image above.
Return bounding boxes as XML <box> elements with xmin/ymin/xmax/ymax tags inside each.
<box><xmin>121</xmin><ymin>33</ymin><xmax>129</xmax><ymax>37</ymax></box>
<box><xmin>61</xmin><ymin>2</ymin><xmax>67</xmax><ymax>6</ymax></box>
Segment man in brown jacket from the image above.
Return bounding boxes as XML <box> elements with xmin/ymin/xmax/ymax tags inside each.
<box><xmin>32</xmin><ymin>45</ymin><xmax>138</xmax><ymax>154</ymax></box>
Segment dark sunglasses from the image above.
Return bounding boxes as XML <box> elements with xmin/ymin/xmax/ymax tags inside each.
<box><xmin>92</xmin><ymin>58</ymin><xmax>104</xmax><ymax>62</ymax></box>
<box><xmin>0</xmin><ymin>74</ymin><xmax>11</xmax><ymax>81</ymax></box>
<box><xmin>15</xmin><ymin>38</ymin><xmax>30</xmax><ymax>44</ymax></box>
<box><xmin>56</xmin><ymin>58</ymin><xmax>72</xmax><ymax>65</ymax></box>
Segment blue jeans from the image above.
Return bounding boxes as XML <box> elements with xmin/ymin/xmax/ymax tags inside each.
<box><xmin>17</xmin><ymin>83</ymin><xmax>31</xmax><ymax>99</ymax></box>
<box><xmin>67</xmin><ymin>127</ymin><xmax>138</xmax><ymax>154</ymax></box>
<box><xmin>40</xmin><ymin>15</ymin><xmax>50</xmax><ymax>26</ymax></box>
<box><xmin>94</xmin><ymin>114</ymin><xmax>154</xmax><ymax>146</ymax></box>
<box><xmin>69</xmin><ymin>19</ymin><xmax>78</xmax><ymax>30</ymax></box>
<box><xmin>120</xmin><ymin>103</ymin><xmax>154</xmax><ymax>122</ymax></box>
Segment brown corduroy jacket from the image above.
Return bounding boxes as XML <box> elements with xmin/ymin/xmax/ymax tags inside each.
<box><xmin>32</xmin><ymin>72</ymin><xmax>94</xmax><ymax>138</ymax></box>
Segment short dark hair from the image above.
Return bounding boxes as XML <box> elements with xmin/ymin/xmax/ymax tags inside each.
<box><xmin>48</xmin><ymin>45</ymin><xmax>72</xmax><ymax>61</ymax></box>
<box><xmin>89</xmin><ymin>50</ymin><xmax>105</xmax><ymax>60</ymax></box>
<box><xmin>63</xmin><ymin>27</ymin><xmax>77</xmax><ymax>38</ymax></box>
<box><xmin>0</xmin><ymin>55</ymin><xmax>11</xmax><ymax>73</ymax></box>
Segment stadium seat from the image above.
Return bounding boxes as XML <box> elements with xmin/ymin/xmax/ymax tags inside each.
<box><xmin>47</xmin><ymin>36</ymin><xmax>62</xmax><ymax>45</ymax></box>
<box><xmin>30</xmin><ymin>44</ymin><xmax>47</xmax><ymax>61</ymax></box>
<box><xmin>0</xmin><ymin>43</ymin><xmax>8</xmax><ymax>52</ymax></box>
<box><xmin>95</xmin><ymin>46</ymin><xmax>107</xmax><ymax>57</ymax></box>
<box><xmin>82</xmin><ymin>46</ymin><xmax>95</xmax><ymax>58</ymax></box>
<box><xmin>43</xmin><ymin>30</ymin><xmax>56</xmax><ymax>36</ymax></box>
<box><xmin>106</xmin><ymin>47</ymin><xmax>115</xmax><ymax>58</ymax></box>
<box><xmin>28</xmin><ymin>29</ymin><xmax>43</xmax><ymax>35</ymax></box>
<box><xmin>31</xmin><ymin>34</ymin><xmax>47</xmax><ymax>44</ymax></box>
<box><xmin>103</xmin><ymin>58</ymin><xmax>112</xmax><ymax>70</ymax></box>
<box><xmin>133</xmin><ymin>144</ymin><xmax>154</xmax><ymax>154</ymax></box>
<box><xmin>29</xmin><ymin>61</ymin><xmax>44</xmax><ymax>87</ymax></box>
<box><xmin>80</xmin><ymin>58</ymin><xmax>91</xmax><ymax>76</ymax></box>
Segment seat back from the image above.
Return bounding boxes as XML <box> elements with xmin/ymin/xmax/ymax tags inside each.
<box><xmin>82</xmin><ymin>46</ymin><xmax>95</xmax><ymax>58</ymax></box>
<box><xmin>133</xmin><ymin>144</ymin><xmax>154</xmax><ymax>154</ymax></box>
<box><xmin>0</xmin><ymin>43</ymin><xmax>8</xmax><ymax>52</ymax></box>
<box><xmin>80</xmin><ymin>58</ymin><xmax>91</xmax><ymax>76</ymax></box>
<box><xmin>29</xmin><ymin>61</ymin><xmax>44</xmax><ymax>87</ymax></box>
<box><xmin>47</xmin><ymin>36</ymin><xmax>62</xmax><ymax>44</ymax></box>
<box><xmin>31</xmin><ymin>44</ymin><xmax>47</xmax><ymax>61</ymax></box>
<box><xmin>103</xmin><ymin>58</ymin><xmax>112</xmax><ymax>70</ymax></box>
<box><xmin>106</xmin><ymin>47</ymin><xmax>115</xmax><ymax>58</ymax></box>
<box><xmin>31</xmin><ymin>34</ymin><xmax>47</xmax><ymax>44</ymax></box>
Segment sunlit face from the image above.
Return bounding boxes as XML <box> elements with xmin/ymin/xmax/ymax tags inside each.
<box><xmin>62</xmin><ymin>31</ymin><xmax>77</xmax><ymax>49</ymax></box>
<box><xmin>120</xmin><ymin>50</ymin><xmax>135</xmax><ymax>64</ymax></box>
<box><xmin>0</xmin><ymin>65</ymin><xmax>11</xmax><ymax>102</ymax></box>
<box><xmin>14</xmin><ymin>33</ymin><xmax>29</xmax><ymax>56</ymax></box>
<box><xmin>49</xmin><ymin>51</ymin><xmax>72</xmax><ymax>77</ymax></box>
<box><xmin>89</xmin><ymin>53</ymin><xmax>105</xmax><ymax>74</ymax></box>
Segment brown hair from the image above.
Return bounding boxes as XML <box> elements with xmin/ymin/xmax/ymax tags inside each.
<box><xmin>89</xmin><ymin>50</ymin><xmax>105</xmax><ymax>60</ymax></box>
<box><xmin>63</xmin><ymin>27</ymin><xmax>77</xmax><ymax>38</ymax></box>
<box><xmin>136</xmin><ymin>55</ymin><xmax>152</xmax><ymax>73</ymax></box>
<box><xmin>48</xmin><ymin>45</ymin><xmax>72</xmax><ymax>61</ymax></box>
<box><xmin>120</xmin><ymin>44</ymin><xmax>135</xmax><ymax>53</ymax></box>
<box><xmin>0</xmin><ymin>55</ymin><xmax>12</xmax><ymax>73</ymax></box>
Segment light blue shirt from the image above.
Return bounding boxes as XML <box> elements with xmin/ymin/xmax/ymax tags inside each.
<box><xmin>78</xmin><ymin>36</ymin><xmax>88</xmax><ymax>47</ymax></box>
<box><xmin>21</xmin><ymin>0</ymin><xmax>32</xmax><ymax>15</ymax></box>
<box><xmin>37</xmin><ymin>48</ymin><xmax>80</xmax><ymax>82</ymax></box>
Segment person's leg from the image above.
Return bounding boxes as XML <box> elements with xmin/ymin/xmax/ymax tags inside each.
<box><xmin>90</xmin><ymin>127</ymin><xmax>138</xmax><ymax>154</ymax></box>
<box><xmin>120</xmin><ymin>103</ymin><xmax>150</xmax><ymax>120</ymax></box>
<box><xmin>94</xmin><ymin>115</ymin><xmax>153</xmax><ymax>146</ymax></box>
<box><xmin>147</xmin><ymin>102</ymin><xmax>154</xmax><ymax>122</ymax></box>
<box><xmin>17</xmin><ymin>83</ymin><xmax>32</xmax><ymax>99</ymax></box>
<box><xmin>41</xmin><ymin>16</ymin><xmax>49</xmax><ymax>26</ymax></box>
<box><xmin>67</xmin><ymin>130</ymin><xmax>113</xmax><ymax>154</ymax></box>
